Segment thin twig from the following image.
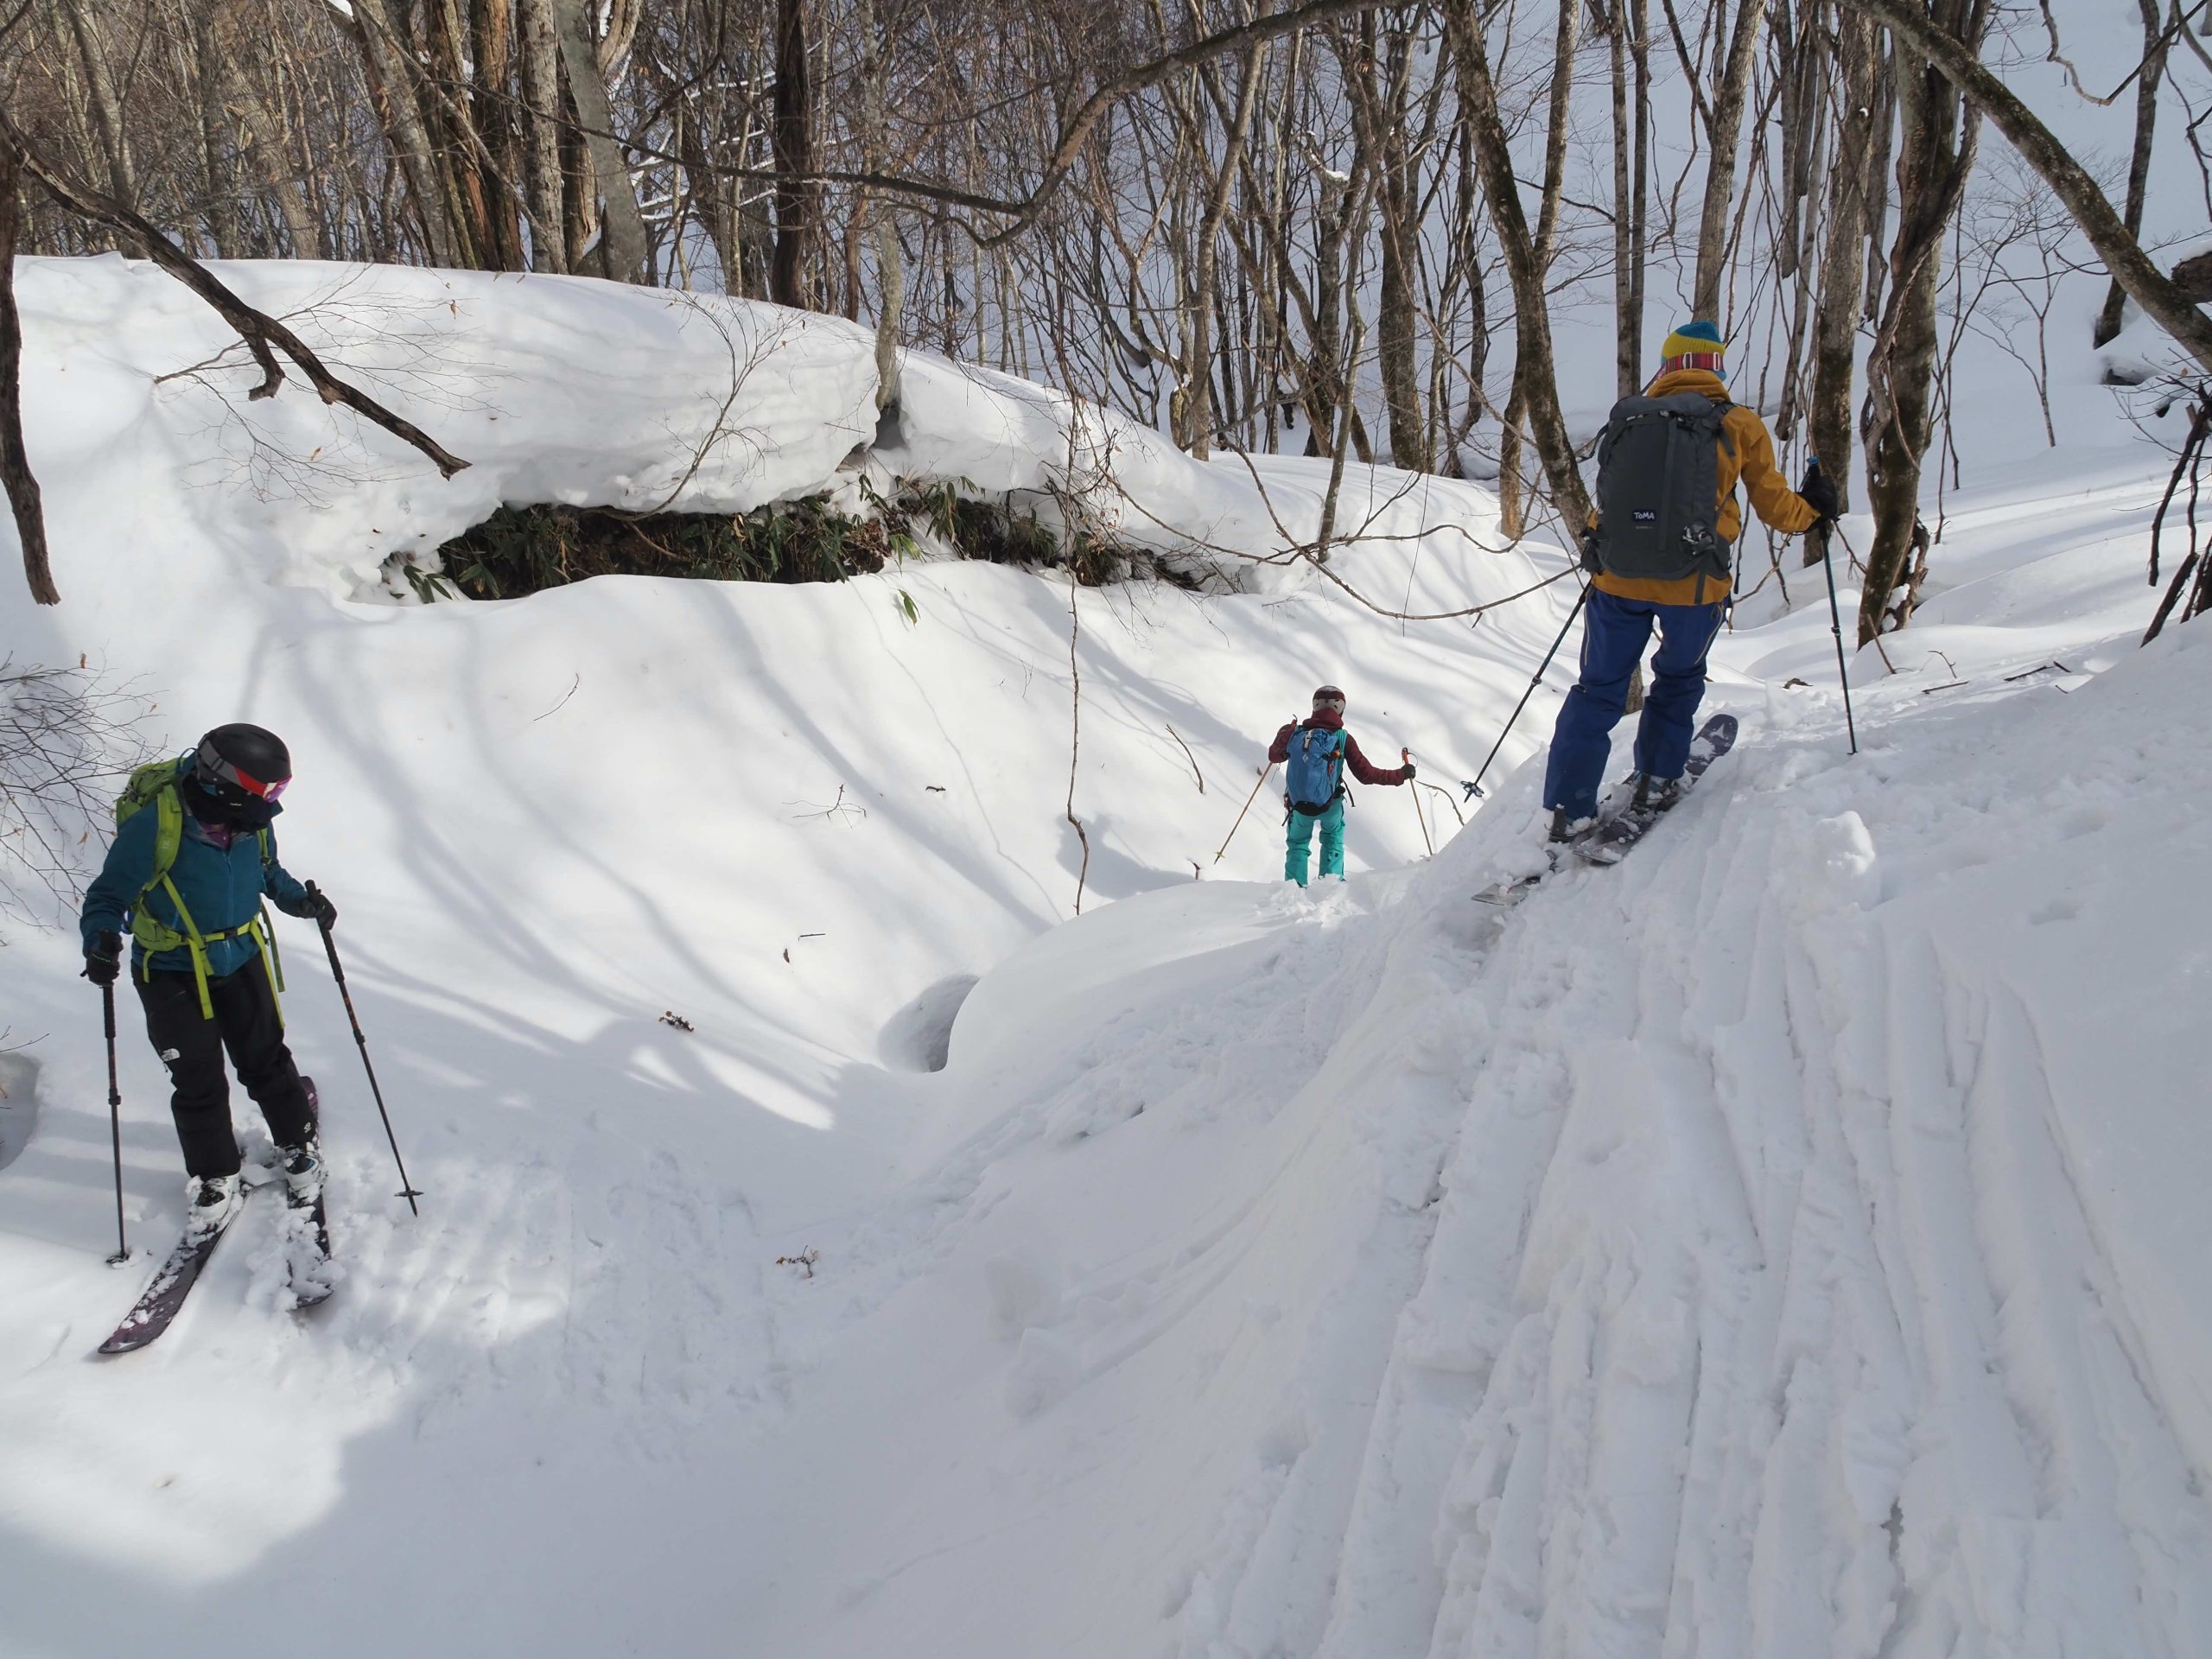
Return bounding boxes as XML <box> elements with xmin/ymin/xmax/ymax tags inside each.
<box><xmin>1165</xmin><ymin>722</ymin><xmax>1204</xmax><ymax>792</ymax></box>
<box><xmin>532</xmin><ymin>674</ymin><xmax>582</xmax><ymax>721</ymax></box>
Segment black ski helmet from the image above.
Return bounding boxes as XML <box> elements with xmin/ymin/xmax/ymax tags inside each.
<box><xmin>193</xmin><ymin>723</ymin><xmax>292</xmax><ymax>814</ymax></box>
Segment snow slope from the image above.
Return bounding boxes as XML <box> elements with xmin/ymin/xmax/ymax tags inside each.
<box><xmin>2</xmin><ymin>257</ymin><xmax>2207</xmax><ymax>1658</ymax></box>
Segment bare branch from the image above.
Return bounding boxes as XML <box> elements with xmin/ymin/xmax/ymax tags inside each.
<box><xmin>0</xmin><ymin>106</ymin><xmax>471</xmax><ymax>480</ymax></box>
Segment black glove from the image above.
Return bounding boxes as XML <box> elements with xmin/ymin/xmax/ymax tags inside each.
<box><xmin>83</xmin><ymin>930</ymin><xmax>123</xmax><ymax>988</ymax></box>
<box><xmin>303</xmin><ymin>887</ymin><xmax>337</xmax><ymax>930</ymax></box>
<box><xmin>1800</xmin><ymin>466</ymin><xmax>1840</xmax><ymax>524</ymax></box>
<box><xmin>1579</xmin><ymin>525</ymin><xmax>1605</xmax><ymax>574</ymax></box>
<box><xmin>1402</xmin><ymin>761</ymin><xmax>1418</xmax><ymax>782</ymax></box>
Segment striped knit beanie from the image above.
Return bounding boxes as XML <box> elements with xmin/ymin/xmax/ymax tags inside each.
<box><xmin>1660</xmin><ymin>320</ymin><xmax>1727</xmax><ymax>379</ymax></box>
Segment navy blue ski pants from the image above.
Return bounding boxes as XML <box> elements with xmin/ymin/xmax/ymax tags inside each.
<box><xmin>1542</xmin><ymin>588</ymin><xmax>1726</xmax><ymax>820</ymax></box>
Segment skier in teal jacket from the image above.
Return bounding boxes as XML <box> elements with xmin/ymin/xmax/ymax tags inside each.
<box><xmin>79</xmin><ymin>724</ymin><xmax>334</xmax><ymax>1229</ymax></box>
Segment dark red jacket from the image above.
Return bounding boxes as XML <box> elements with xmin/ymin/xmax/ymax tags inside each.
<box><xmin>1268</xmin><ymin>709</ymin><xmax>1410</xmax><ymax>785</ymax></box>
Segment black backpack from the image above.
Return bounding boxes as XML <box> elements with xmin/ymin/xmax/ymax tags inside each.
<box><xmin>1589</xmin><ymin>392</ymin><xmax>1736</xmax><ymax>585</ymax></box>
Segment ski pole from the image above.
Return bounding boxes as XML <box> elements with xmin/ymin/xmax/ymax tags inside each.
<box><xmin>1214</xmin><ymin>763</ymin><xmax>1276</xmax><ymax>863</ymax></box>
<box><xmin>1465</xmin><ymin>577</ymin><xmax>1591</xmax><ymax>801</ymax></box>
<box><xmin>307</xmin><ymin>883</ymin><xmax>422</xmax><ymax>1215</ymax></box>
<box><xmin>102</xmin><ymin>984</ymin><xmax>129</xmax><ymax>1265</ymax></box>
<box><xmin>1808</xmin><ymin>458</ymin><xmax>1859</xmax><ymax>756</ymax></box>
<box><xmin>1403</xmin><ymin>749</ymin><xmax>1433</xmax><ymax>855</ymax></box>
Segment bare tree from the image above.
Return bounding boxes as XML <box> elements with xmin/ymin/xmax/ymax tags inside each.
<box><xmin>1859</xmin><ymin>0</ymin><xmax>1986</xmax><ymax>643</ymax></box>
<box><xmin>1807</xmin><ymin>3</ymin><xmax>1879</xmax><ymax>526</ymax></box>
<box><xmin>1692</xmin><ymin>0</ymin><xmax>1772</xmax><ymax>318</ymax></box>
<box><xmin>2092</xmin><ymin>0</ymin><xmax>2172</xmax><ymax>349</ymax></box>
<box><xmin>1441</xmin><ymin>0</ymin><xmax>1592</xmax><ymax>536</ymax></box>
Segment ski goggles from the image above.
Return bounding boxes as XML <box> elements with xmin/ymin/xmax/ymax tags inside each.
<box><xmin>196</xmin><ymin>741</ymin><xmax>289</xmax><ymax>802</ymax></box>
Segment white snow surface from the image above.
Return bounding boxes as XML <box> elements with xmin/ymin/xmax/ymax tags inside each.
<box><xmin>2</xmin><ymin>257</ymin><xmax>2209</xmax><ymax>1658</ymax></box>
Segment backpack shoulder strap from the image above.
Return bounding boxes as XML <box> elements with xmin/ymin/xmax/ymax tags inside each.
<box><xmin>1708</xmin><ymin>398</ymin><xmax>1738</xmax><ymax>457</ymax></box>
<box><xmin>147</xmin><ymin>783</ymin><xmax>183</xmax><ymax>894</ymax></box>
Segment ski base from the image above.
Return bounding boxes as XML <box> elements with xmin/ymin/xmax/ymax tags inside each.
<box><xmin>97</xmin><ymin>1205</ymin><xmax>244</xmax><ymax>1355</ymax></box>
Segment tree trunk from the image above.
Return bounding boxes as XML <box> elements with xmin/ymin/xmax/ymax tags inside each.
<box><xmin>858</xmin><ymin>0</ymin><xmax>901</xmax><ymax>408</ymax></box>
<box><xmin>1608</xmin><ymin>0</ymin><xmax>1652</xmax><ymax>397</ymax></box>
<box><xmin>1344</xmin><ymin>19</ymin><xmax>1425</xmax><ymax>471</ymax></box>
<box><xmin>1860</xmin><ymin>1</ymin><xmax>1982</xmax><ymax>643</ymax></box>
<box><xmin>1775</xmin><ymin>2</ymin><xmax>1829</xmax><ymax>436</ymax></box>
<box><xmin>0</xmin><ymin>149</ymin><xmax>58</xmax><ymax>605</ymax></box>
<box><xmin>221</xmin><ymin>54</ymin><xmax>321</xmax><ymax>259</ymax></box>
<box><xmin>1691</xmin><ymin>0</ymin><xmax>1770</xmax><ymax>318</ymax></box>
<box><xmin>350</xmin><ymin>0</ymin><xmax>461</xmax><ymax>266</ymax></box>
<box><xmin>516</xmin><ymin>0</ymin><xmax>569</xmax><ymax>272</ymax></box>
<box><xmin>1188</xmin><ymin>40</ymin><xmax>1268</xmax><ymax>457</ymax></box>
<box><xmin>1836</xmin><ymin>0</ymin><xmax>2212</xmax><ymax>372</ymax></box>
<box><xmin>770</xmin><ymin>0</ymin><xmax>816</xmax><ymax>308</ymax></box>
<box><xmin>2093</xmin><ymin>0</ymin><xmax>2168</xmax><ymax>348</ymax></box>
<box><xmin>1808</xmin><ymin>7</ymin><xmax>1877</xmax><ymax>532</ymax></box>
<box><xmin>1440</xmin><ymin>0</ymin><xmax>1592</xmax><ymax>526</ymax></box>
<box><xmin>550</xmin><ymin>0</ymin><xmax>649</xmax><ymax>282</ymax></box>
<box><xmin>469</xmin><ymin>0</ymin><xmax>526</xmax><ymax>271</ymax></box>
<box><xmin>53</xmin><ymin>0</ymin><xmax>136</xmax><ymax>205</ymax></box>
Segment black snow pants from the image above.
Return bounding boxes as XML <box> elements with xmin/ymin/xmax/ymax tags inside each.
<box><xmin>137</xmin><ymin>964</ymin><xmax>315</xmax><ymax>1177</ymax></box>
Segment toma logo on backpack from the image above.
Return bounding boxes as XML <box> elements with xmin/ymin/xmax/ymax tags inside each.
<box><xmin>1590</xmin><ymin>392</ymin><xmax>1736</xmax><ymax>585</ymax></box>
<box><xmin>1285</xmin><ymin>724</ymin><xmax>1345</xmax><ymax>816</ymax></box>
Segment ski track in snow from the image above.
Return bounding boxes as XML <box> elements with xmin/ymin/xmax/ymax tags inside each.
<box><xmin>1305</xmin><ymin>649</ymin><xmax>2212</xmax><ymax>1659</ymax></box>
<box><xmin>3</xmin><ymin>257</ymin><xmax>2209</xmax><ymax>1656</ymax></box>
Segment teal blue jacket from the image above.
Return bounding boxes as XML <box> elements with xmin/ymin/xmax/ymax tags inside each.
<box><xmin>80</xmin><ymin>758</ymin><xmax>313</xmax><ymax>979</ymax></box>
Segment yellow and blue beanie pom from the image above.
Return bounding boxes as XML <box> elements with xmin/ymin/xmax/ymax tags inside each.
<box><xmin>1660</xmin><ymin>319</ymin><xmax>1727</xmax><ymax>378</ymax></box>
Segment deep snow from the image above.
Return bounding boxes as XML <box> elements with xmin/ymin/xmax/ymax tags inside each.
<box><xmin>1</xmin><ymin>257</ymin><xmax>2207</xmax><ymax>1658</ymax></box>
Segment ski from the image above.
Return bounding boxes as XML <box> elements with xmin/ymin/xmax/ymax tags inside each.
<box><xmin>97</xmin><ymin>1077</ymin><xmax>335</xmax><ymax>1354</ymax></box>
<box><xmin>96</xmin><ymin>1198</ymin><xmax>247</xmax><ymax>1356</ymax></box>
<box><xmin>1469</xmin><ymin>713</ymin><xmax>1741</xmax><ymax>910</ymax></box>
<box><xmin>1575</xmin><ymin>712</ymin><xmax>1738</xmax><ymax>866</ymax></box>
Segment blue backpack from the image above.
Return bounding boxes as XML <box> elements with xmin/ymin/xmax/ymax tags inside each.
<box><xmin>1285</xmin><ymin>723</ymin><xmax>1345</xmax><ymax>816</ymax></box>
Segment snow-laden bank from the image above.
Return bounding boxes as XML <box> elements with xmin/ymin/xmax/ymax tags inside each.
<box><xmin>2</xmin><ymin>257</ymin><xmax>2205</xmax><ymax>1658</ymax></box>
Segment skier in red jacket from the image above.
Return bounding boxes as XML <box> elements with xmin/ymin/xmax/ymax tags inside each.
<box><xmin>1267</xmin><ymin>684</ymin><xmax>1414</xmax><ymax>885</ymax></box>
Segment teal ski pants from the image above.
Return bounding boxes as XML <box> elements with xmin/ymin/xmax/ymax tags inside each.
<box><xmin>1285</xmin><ymin>798</ymin><xmax>1345</xmax><ymax>886</ymax></box>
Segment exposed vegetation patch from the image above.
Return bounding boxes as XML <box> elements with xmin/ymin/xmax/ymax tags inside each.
<box><xmin>404</xmin><ymin>480</ymin><xmax>1180</xmax><ymax>602</ymax></box>
<box><xmin>410</xmin><ymin>497</ymin><xmax>893</xmax><ymax>601</ymax></box>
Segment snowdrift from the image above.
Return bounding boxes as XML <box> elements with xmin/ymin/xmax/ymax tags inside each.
<box><xmin>2</xmin><ymin>257</ymin><xmax>2207</xmax><ymax>1658</ymax></box>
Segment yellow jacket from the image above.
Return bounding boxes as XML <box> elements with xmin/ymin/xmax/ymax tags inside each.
<box><xmin>1592</xmin><ymin>368</ymin><xmax>1818</xmax><ymax>607</ymax></box>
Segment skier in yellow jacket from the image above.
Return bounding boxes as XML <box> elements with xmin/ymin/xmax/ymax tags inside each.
<box><xmin>1542</xmin><ymin>321</ymin><xmax>1837</xmax><ymax>840</ymax></box>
